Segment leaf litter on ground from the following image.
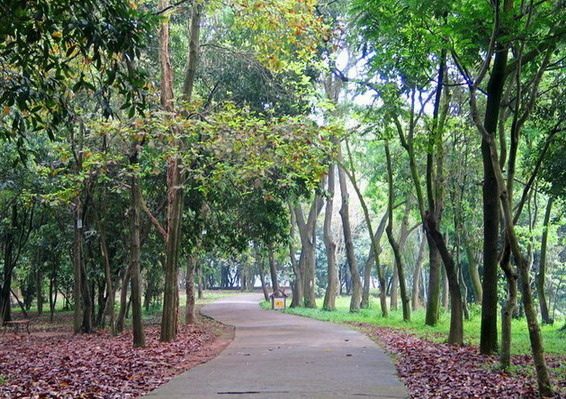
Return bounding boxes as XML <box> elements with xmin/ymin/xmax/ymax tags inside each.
<box><xmin>0</xmin><ymin>319</ymin><xmax>231</xmax><ymax>398</ymax></box>
<box><xmin>350</xmin><ymin>323</ymin><xmax>565</xmax><ymax>399</ymax></box>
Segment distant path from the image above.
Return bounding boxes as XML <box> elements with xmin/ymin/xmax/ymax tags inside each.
<box><xmin>145</xmin><ymin>293</ymin><xmax>407</xmax><ymax>399</ymax></box>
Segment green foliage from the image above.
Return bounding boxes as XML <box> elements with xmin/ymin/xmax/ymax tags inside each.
<box><xmin>0</xmin><ymin>0</ymin><xmax>155</xmax><ymax>146</ymax></box>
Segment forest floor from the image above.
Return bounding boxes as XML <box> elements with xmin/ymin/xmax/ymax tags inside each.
<box><xmin>352</xmin><ymin>322</ymin><xmax>565</xmax><ymax>399</ymax></box>
<box><xmin>0</xmin><ymin>302</ymin><xmax>234</xmax><ymax>398</ymax></box>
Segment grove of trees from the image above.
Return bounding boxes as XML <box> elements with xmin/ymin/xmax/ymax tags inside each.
<box><xmin>1</xmin><ymin>0</ymin><xmax>564</xmax><ymax>397</ymax></box>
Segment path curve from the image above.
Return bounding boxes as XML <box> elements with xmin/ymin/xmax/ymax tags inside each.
<box><xmin>145</xmin><ymin>293</ymin><xmax>407</xmax><ymax>399</ymax></box>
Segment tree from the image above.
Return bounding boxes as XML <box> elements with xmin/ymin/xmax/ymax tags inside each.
<box><xmin>451</xmin><ymin>0</ymin><xmax>561</xmax><ymax>392</ymax></box>
<box><xmin>0</xmin><ymin>0</ymin><xmax>152</xmax><ymax>146</ymax></box>
<box><xmin>384</xmin><ymin>143</ymin><xmax>410</xmax><ymax>321</ymax></box>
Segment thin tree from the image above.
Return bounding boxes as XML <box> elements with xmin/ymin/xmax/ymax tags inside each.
<box><xmin>384</xmin><ymin>143</ymin><xmax>410</xmax><ymax>321</ymax></box>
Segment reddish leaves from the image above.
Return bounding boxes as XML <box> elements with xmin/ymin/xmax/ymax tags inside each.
<box><xmin>351</xmin><ymin>323</ymin><xmax>565</xmax><ymax>399</ymax></box>
<box><xmin>0</xmin><ymin>324</ymin><xmax>221</xmax><ymax>398</ymax></box>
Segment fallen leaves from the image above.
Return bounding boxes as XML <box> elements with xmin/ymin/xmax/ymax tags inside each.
<box><xmin>0</xmin><ymin>322</ymin><xmax>225</xmax><ymax>398</ymax></box>
<box><xmin>350</xmin><ymin>323</ymin><xmax>566</xmax><ymax>399</ymax></box>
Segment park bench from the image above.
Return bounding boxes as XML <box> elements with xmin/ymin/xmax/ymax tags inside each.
<box><xmin>2</xmin><ymin>319</ymin><xmax>31</xmax><ymax>334</ymax></box>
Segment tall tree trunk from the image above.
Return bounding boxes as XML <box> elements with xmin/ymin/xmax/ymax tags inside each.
<box><xmin>158</xmin><ymin>0</ymin><xmax>203</xmax><ymax>343</ymax></box>
<box><xmin>361</xmin><ymin>212</ymin><xmax>388</xmax><ymax>310</ymax></box>
<box><xmin>160</xmin><ymin>156</ymin><xmax>184</xmax><ymax>342</ymax></box>
<box><xmin>478</xmin><ymin>15</ymin><xmax>510</xmax><ymax>355</ymax></box>
<box><xmin>294</xmin><ymin>195</ymin><xmax>322</xmax><ymax>308</ymax></box>
<box><xmin>498</xmin><ymin>185</ymin><xmax>553</xmax><ymax>395</ymax></box>
<box><xmin>412</xmin><ymin>235</ymin><xmax>426</xmax><ymax>310</ymax></box>
<box><xmin>424</xmin><ymin>214</ymin><xmax>464</xmax><ymax>345</ymax></box>
<box><xmin>185</xmin><ymin>252</ymin><xmax>197</xmax><ymax>325</ymax></box>
<box><xmin>499</xmin><ymin>238</ymin><xmax>517</xmax><ymax>369</ymax></box>
<box><xmin>97</xmin><ymin>211</ymin><xmax>115</xmax><ymax>334</ymax></box>
<box><xmin>425</xmin><ymin>246</ymin><xmax>441</xmax><ymax>325</ymax></box>
<box><xmin>384</xmin><ymin>144</ymin><xmax>410</xmax><ymax>321</ymax></box>
<box><xmin>390</xmin><ymin>263</ymin><xmax>399</xmax><ymax>311</ymax></box>
<box><xmin>537</xmin><ymin>197</ymin><xmax>553</xmax><ymax>324</ymax></box>
<box><xmin>35</xmin><ymin>261</ymin><xmax>43</xmax><ymax>315</ymax></box>
<box><xmin>423</xmin><ymin>49</ymin><xmax>448</xmax><ymax>327</ymax></box>
<box><xmin>268</xmin><ymin>245</ymin><xmax>279</xmax><ymax>292</ymax></box>
<box><xmin>72</xmin><ymin>197</ymin><xmax>83</xmax><ymax>333</ymax></box>
<box><xmin>185</xmin><ymin>209</ymin><xmax>204</xmax><ymax>326</ymax></box>
<box><xmin>129</xmin><ymin>164</ymin><xmax>146</xmax><ymax>347</ymax></box>
<box><xmin>197</xmin><ymin>264</ymin><xmax>203</xmax><ymax>299</ymax></box>
<box><xmin>288</xmin><ymin>203</ymin><xmax>303</xmax><ymax>308</ymax></box>
<box><xmin>464</xmin><ymin>234</ymin><xmax>483</xmax><ymax>304</ymax></box>
<box><xmin>323</xmin><ymin>164</ymin><xmax>338</xmax><ymax>311</ymax></box>
<box><xmin>442</xmin><ymin>266</ymin><xmax>449</xmax><ymax>310</ymax></box>
<box><xmin>157</xmin><ymin>0</ymin><xmax>177</xmax><ymax>341</ymax></box>
<box><xmin>255</xmin><ymin>247</ymin><xmax>270</xmax><ymax>302</ymax></box>
<box><xmin>465</xmin><ymin>37</ymin><xmax>554</xmax><ymax>392</ymax></box>
<box><xmin>80</xmin><ymin>241</ymin><xmax>93</xmax><ymax>333</ymax></box>
<box><xmin>0</xmin><ymin>204</ymin><xmax>17</xmax><ymax>324</ymax></box>
<box><xmin>116</xmin><ymin>263</ymin><xmax>131</xmax><ymax>334</ymax></box>
<box><xmin>337</xmin><ymin>161</ymin><xmax>362</xmax><ymax>313</ymax></box>
<box><xmin>49</xmin><ymin>272</ymin><xmax>57</xmax><ymax>322</ymax></box>
<box><xmin>339</xmin><ymin>143</ymin><xmax>389</xmax><ymax>316</ymax></box>
<box><xmin>390</xmin><ymin>200</ymin><xmax>412</xmax><ymax>312</ymax></box>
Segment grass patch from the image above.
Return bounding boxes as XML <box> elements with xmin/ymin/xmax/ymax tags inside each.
<box><xmin>269</xmin><ymin>295</ymin><xmax>566</xmax><ymax>356</ymax></box>
<box><xmin>0</xmin><ymin>374</ymin><xmax>6</xmax><ymax>385</ymax></box>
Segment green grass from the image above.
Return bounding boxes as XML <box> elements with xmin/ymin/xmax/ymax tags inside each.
<box><xmin>0</xmin><ymin>374</ymin><xmax>6</xmax><ymax>385</ymax></box>
<box><xmin>263</xmin><ymin>295</ymin><xmax>566</xmax><ymax>356</ymax></box>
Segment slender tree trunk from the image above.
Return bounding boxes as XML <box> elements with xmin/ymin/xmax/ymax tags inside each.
<box><xmin>384</xmin><ymin>144</ymin><xmax>410</xmax><ymax>321</ymax></box>
<box><xmin>323</xmin><ymin>164</ymin><xmax>338</xmax><ymax>311</ymax></box>
<box><xmin>339</xmin><ymin>144</ymin><xmax>389</xmax><ymax>316</ymax></box>
<box><xmin>442</xmin><ymin>267</ymin><xmax>449</xmax><ymax>310</ymax></box>
<box><xmin>158</xmin><ymin>0</ymin><xmax>204</xmax><ymax>342</ymax></box>
<box><xmin>255</xmin><ymin>247</ymin><xmax>270</xmax><ymax>302</ymax></box>
<box><xmin>464</xmin><ymin>234</ymin><xmax>483</xmax><ymax>304</ymax></box>
<box><xmin>390</xmin><ymin>201</ymin><xmax>412</xmax><ymax>312</ymax></box>
<box><xmin>268</xmin><ymin>246</ymin><xmax>279</xmax><ymax>292</ymax></box>
<box><xmin>412</xmin><ymin>235</ymin><xmax>426</xmax><ymax>310</ymax></box>
<box><xmin>72</xmin><ymin>197</ymin><xmax>83</xmax><ymax>333</ymax></box>
<box><xmin>129</xmin><ymin>166</ymin><xmax>146</xmax><ymax>347</ymax></box>
<box><xmin>478</xmin><ymin>27</ymin><xmax>510</xmax><ymax>357</ymax></box>
<box><xmin>361</xmin><ymin>212</ymin><xmax>387</xmax><ymax>310</ymax></box>
<box><xmin>116</xmin><ymin>263</ymin><xmax>131</xmax><ymax>334</ymax></box>
<box><xmin>423</xmin><ymin>49</ymin><xmax>448</xmax><ymax>327</ymax></box>
<box><xmin>185</xmin><ymin>213</ymin><xmax>204</xmax><ymax>325</ymax></box>
<box><xmin>425</xmin><ymin>245</ymin><xmax>441</xmax><ymax>325</ymax></box>
<box><xmin>537</xmin><ymin>197</ymin><xmax>553</xmax><ymax>324</ymax></box>
<box><xmin>499</xmin><ymin>238</ymin><xmax>517</xmax><ymax>369</ymax></box>
<box><xmin>197</xmin><ymin>265</ymin><xmax>203</xmax><ymax>299</ymax></box>
<box><xmin>185</xmin><ymin>252</ymin><xmax>197</xmax><ymax>325</ymax></box>
<box><xmin>35</xmin><ymin>262</ymin><xmax>43</xmax><ymax>315</ymax></box>
<box><xmin>49</xmin><ymin>274</ymin><xmax>57</xmax><ymax>322</ymax></box>
<box><xmin>390</xmin><ymin>263</ymin><xmax>398</xmax><ymax>310</ymax></box>
<box><xmin>337</xmin><ymin>162</ymin><xmax>362</xmax><ymax>313</ymax></box>
<box><xmin>80</xmin><ymin>243</ymin><xmax>93</xmax><ymax>333</ymax></box>
<box><xmin>0</xmin><ymin>204</ymin><xmax>17</xmax><ymax>324</ymax></box>
<box><xmin>424</xmin><ymin>214</ymin><xmax>464</xmax><ymax>345</ymax></box>
<box><xmin>294</xmin><ymin>195</ymin><xmax>323</xmax><ymax>308</ymax></box>
<box><xmin>288</xmin><ymin>202</ymin><xmax>303</xmax><ymax>307</ymax></box>
<box><xmin>97</xmin><ymin>213</ymin><xmax>115</xmax><ymax>334</ymax></box>
<box><xmin>476</xmin><ymin>87</ymin><xmax>555</xmax><ymax>395</ymax></box>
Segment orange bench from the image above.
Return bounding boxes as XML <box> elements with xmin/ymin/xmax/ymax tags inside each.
<box><xmin>2</xmin><ymin>320</ymin><xmax>31</xmax><ymax>334</ymax></box>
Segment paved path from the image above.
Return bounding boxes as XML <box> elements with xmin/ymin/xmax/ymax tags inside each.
<box><xmin>145</xmin><ymin>294</ymin><xmax>407</xmax><ymax>399</ymax></box>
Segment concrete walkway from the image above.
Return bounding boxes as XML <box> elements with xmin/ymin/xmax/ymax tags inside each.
<box><xmin>145</xmin><ymin>293</ymin><xmax>407</xmax><ymax>399</ymax></box>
